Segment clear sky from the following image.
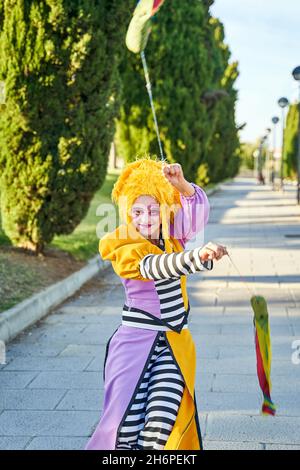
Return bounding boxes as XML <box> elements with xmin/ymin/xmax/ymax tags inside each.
<box><xmin>210</xmin><ymin>0</ymin><xmax>300</xmax><ymax>145</ymax></box>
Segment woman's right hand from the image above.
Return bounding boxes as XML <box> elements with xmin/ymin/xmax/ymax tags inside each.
<box><xmin>199</xmin><ymin>242</ymin><xmax>228</xmax><ymax>262</ymax></box>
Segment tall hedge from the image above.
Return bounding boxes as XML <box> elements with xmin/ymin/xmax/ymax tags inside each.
<box><xmin>0</xmin><ymin>0</ymin><xmax>129</xmax><ymax>252</ymax></box>
<box><xmin>115</xmin><ymin>0</ymin><xmax>240</xmax><ymax>184</ymax></box>
<box><xmin>202</xmin><ymin>18</ymin><xmax>240</xmax><ymax>182</ymax></box>
<box><xmin>284</xmin><ymin>102</ymin><xmax>299</xmax><ymax>179</ymax></box>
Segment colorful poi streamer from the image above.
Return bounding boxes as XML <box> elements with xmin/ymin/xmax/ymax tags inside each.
<box><xmin>227</xmin><ymin>253</ymin><xmax>276</xmax><ymax>416</ymax></box>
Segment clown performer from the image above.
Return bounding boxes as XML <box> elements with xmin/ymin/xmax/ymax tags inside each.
<box><xmin>85</xmin><ymin>156</ymin><xmax>227</xmax><ymax>451</ymax></box>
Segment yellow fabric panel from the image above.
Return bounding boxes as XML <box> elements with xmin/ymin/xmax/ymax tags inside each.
<box><xmin>99</xmin><ymin>223</ymin><xmax>163</xmax><ymax>281</ymax></box>
<box><xmin>99</xmin><ymin>222</ymin><xmax>188</xmax><ymax>284</ymax></box>
<box><xmin>164</xmin><ymin>329</ymin><xmax>201</xmax><ymax>450</ymax></box>
<box><xmin>177</xmin><ymin>415</ymin><xmax>201</xmax><ymax>450</ymax></box>
<box><xmin>164</xmin><ymin>386</ymin><xmax>199</xmax><ymax>450</ymax></box>
<box><xmin>166</xmin><ymin>329</ymin><xmax>196</xmax><ymax>399</ymax></box>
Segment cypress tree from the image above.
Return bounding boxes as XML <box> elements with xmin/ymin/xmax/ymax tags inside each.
<box><xmin>201</xmin><ymin>18</ymin><xmax>240</xmax><ymax>183</ymax></box>
<box><xmin>0</xmin><ymin>0</ymin><xmax>129</xmax><ymax>252</ymax></box>
<box><xmin>284</xmin><ymin>103</ymin><xmax>299</xmax><ymax>179</ymax></box>
<box><xmin>115</xmin><ymin>0</ymin><xmax>240</xmax><ymax>184</ymax></box>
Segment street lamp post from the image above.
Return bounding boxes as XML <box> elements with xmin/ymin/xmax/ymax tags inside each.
<box><xmin>278</xmin><ymin>97</ymin><xmax>289</xmax><ymax>191</ymax></box>
<box><xmin>253</xmin><ymin>149</ymin><xmax>259</xmax><ymax>179</ymax></box>
<box><xmin>265</xmin><ymin>127</ymin><xmax>271</xmax><ymax>183</ymax></box>
<box><xmin>271</xmin><ymin>116</ymin><xmax>279</xmax><ymax>188</ymax></box>
<box><xmin>292</xmin><ymin>66</ymin><xmax>300</xmax><ymax>205</ymax></box>
<box><xmin>257</xmin><ymin>135</ymin><xmax>267</xmax><ymax>185</ymax></box>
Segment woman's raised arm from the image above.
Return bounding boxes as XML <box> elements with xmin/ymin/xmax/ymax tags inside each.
<box><xmin>171</xmin><ymin>182</ymin><xmax>210</xmax><ymax>244</ymax></box>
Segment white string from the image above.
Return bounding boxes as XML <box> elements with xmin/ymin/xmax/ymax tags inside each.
<box><xmin>140</xmin><ymin>50</ymin><xmax>165</xmax><ymax>161</ymax></box>
<box><xmin>225</xmin><ymin>251</ymin><xmax>257</xmax><ymax>297</ymax></box>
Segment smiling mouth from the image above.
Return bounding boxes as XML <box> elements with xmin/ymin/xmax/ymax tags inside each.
<box><xmin>139</xmin><ymin>224</ymin><xmax>152</xmax><ymax>228</ymax></box>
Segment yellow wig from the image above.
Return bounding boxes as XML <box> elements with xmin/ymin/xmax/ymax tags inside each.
<box><xmin>111</xmin><ymin>156</ymin><xmax>182</xmax><ymax>253</ymax></box>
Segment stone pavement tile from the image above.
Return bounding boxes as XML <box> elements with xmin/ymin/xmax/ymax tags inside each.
<box><xmin>196</xmin><ymin>330</ymin><xmax>295</xmax><ymax>349</ymax></box>
<box><xmin>197</xmin><ymin>356</ymin><xmax>286</xmax><ymax>376</ymax></box>
<box><xmin>273</xmin><ymin>344</ymin><xmax>299</xmax><ymax>361</ymax></box>
<box><xmin>278</xmin><ymin>282</ymin><xmax>300</xmax><ymax>292</ymax></box>
<box><xmin>212</xmin><ymin>374</ymin><xmax>259</xmax><ymax>393</ymax></box>
<box><xmin>223</xmin><ymin>306</ymin><xmax>288</xmax><ymax>318</ymax></box>
<box><xmin>20</xmin><ymin>327</ymin><xmax>116</xmax><ymax>346</ymax></box>
<box><xmin>188</xmin><ymin>307</ymin><xmax>225</xmax><ymax>316</ymax></box>
<box><xmin>196</xmin><ymin>345</ymin><xmax>220</xmax><ymax>359</ymax></box>
<box><xmin>82</xmin><ymin>322</ymin><xmax>121</xmax><ymax>338</ymax></box>
<box><xmin>216</xmin><ymin>288</ymin><xmax>296</xmax><ymax>308</ymax></box>
<box><xmin>0</xmin><ymin>371</ymin><xmax>38</xmax><ymax>389</ymax></box>
<box><xmin>218</xmin><ymin>313</ymin><xmax>255</xmax><ymax>323</ymax></box>
<box><xmin>188</xmin><ymin>293</ymin><xmax>218</xmax><ymax>307</ymax></box>
<box><xmin>271</xmin><ymin>374</ymin><xmax>300</xmax><ymax>393</ymax></box>
<box><xmin>270</xmin><ymin>392</ymin><xmax>300</xmax><ymax>417</ymax></box>
<box><xmin>59</xmin><ymin>344</ymin><xmax>103</xmax><ymax>357</ymax></box>
<box><xmin>269</xmin><ymin>359</ymin><xmax>300</xmax><ymax>376</ymax></box>
<box><xmin>28</xmin><ymin>371</ymin><xmax>103</xmax><ymax>389</ymax></box>
<box><xmin>287</xmin><ymin>307</ymin><xmax>300</xmax><ymax>317</ymax></box>
<box><xmin>16</xmin><ymin>323</ymin><xmax>87</xmax><ymax>344</ymax></box>
<box><xmin>212</xmin><ymin>373</ymin><xmax>300</xmax><ymax>394</ymax></box>
<box><xmin>0</xmin><ymin>410</ymin><xmax>97</xmax><ymax>436</ymax></box>
<box><xmin>268</xmin><ymin>332</ymin><xmax>295</xmax><ymax>344</ymax></box>
<box><xmin>55</xmin><ymin>389</ymin><xmax>104</xmax><ymax>411</ymax></box>
<box><xmin>289</xmin><ymin>316</ymin><xmax>300</xmax><ymax>326</ymax></box>
<box><xmin>199</xmin><ymin>390</ymin><xmax>300</xmax><ymax>418</ymax></box>
<box><xmin>197</xmin><ymin>413</ymin><xmax>208</xmax><ymax>435</ymax></box>
<box><xmin>85</xmin><ymin>356</ymin><xmax>106</xmax><ymax>372</ymax></box>
<box><xmin>43</xmin><ymin>312</ymin><xmax>118</xmax><ymax>325</ymax></box>
<box><xmin>226</xmin><ymin>281</ymin><xmax>262</xmax><ymax>289</ymax></box>
<box><xmin>205</xmin><ymin>413</ymin><xmax>300</xmax><ymax>444</ymax></box>
<box><xmin>0</xmin><ymin>436</ymin><xmax>32</xmax><ymax>450</ymax></box>
<box><xmin>203</xmin><ymin>440</ymin><xmax>263</xmax><ymax>450</ymax></box>
<box><xmin>197</xmin><ymin>391</ymin><xmax>261</xmax><ymax>414</ymax></box>
<box><xmin>189</xmin><ymin>323</ymin><xmax>222</xmax><ymax>335</ymax></box>
<box><xmin>225</xmin><ymin>315</ymin><xmax>286</xmax><ymax>329</ymax></box>
<box><xmin>265</xmin><ymin>443</ymin><xmax>300</xmax><ymax>450</ymax></box>
<box><xmin>194</xmin><ymin>374</ymin><xmax>214</xmax><ymax>392</ymax></box>
<box><xmin>196</xmin><ymin>278</ymin><xmax>228</xmax><ymax>288</ymax></box>
<box><xmin>25</xmin><ymin>436</ymin><xmax>88</xmax><ymax>450</ymax></box>
<box><xmin>50</xmin><ymin>304</ymin><xmax>109</xmax><ymax>315</ymax></box>
<box><xmin>290</xmin><ymin>318</ymin><xmax>300</xmax><ymax>336</ymax></box>
<box><xmin>218</xmin><ymin>344</ymin><xmax>257</xmax><ymax>358</ymax></box>
<box><xmin>221</xmin><ymin>323</ymin><xmax>293</xmax><ymax>336</ymax></box>
<box><xmin>0</xmin><ymin>389</ymin><xmax>66</xmax><ymax>410</ymax></box>
<box><xmin>192</xmin><ymin>333</ymin><xmax>255</xmax><ymax>346</ymax></box>
<box><xmin>97</xmin><ymin>306</ymin><xmax>125</xmax><ymax>315</ymax></box>
<box><xmin>3</xmin><ymin>356</ymin><xmax>93</xmax><ymax>372</ymax></box>
<box><xmin>291</xmin><ymin>293</ymin><xmax>300</xmax><ymax>308</ymax></box>
<box><xmin>6</xmin><ymin>343</ymin><xmax>67</xmax><ymax>358</ymax></box>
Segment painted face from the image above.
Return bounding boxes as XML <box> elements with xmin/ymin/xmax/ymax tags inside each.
<box><xmin>131</xmin><ymin>195</ymin><xmax>161</xmax><ymax>239</ymax></box>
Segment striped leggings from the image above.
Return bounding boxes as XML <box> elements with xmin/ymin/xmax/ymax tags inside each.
<box><xmin>116</xmin><ymin>332</ymin><xmax>185</xmax><ymax>450</ymax></box>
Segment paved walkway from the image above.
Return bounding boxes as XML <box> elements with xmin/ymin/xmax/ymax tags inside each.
<box><xmin>1</xmin><ymin>176</ymin><xmax>300</xmax><ymax>450</ymax></box>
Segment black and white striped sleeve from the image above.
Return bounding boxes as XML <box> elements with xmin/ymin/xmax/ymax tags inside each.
<box><xmin>139</xmin><ymin>247</ymin><xmax>213</xmax><ymax>280</ymax></box>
